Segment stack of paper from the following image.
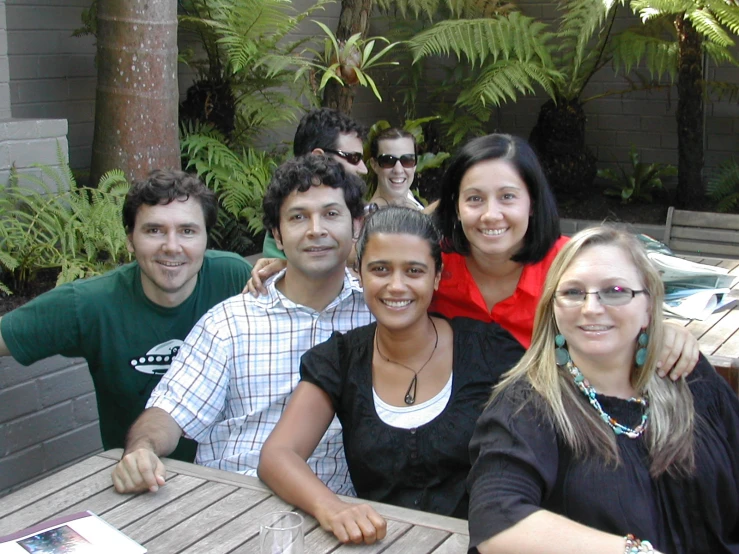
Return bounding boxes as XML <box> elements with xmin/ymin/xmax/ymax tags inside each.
<box><xmin>647</xmin><ymin>251</ymin><xmax>739</xmax><ymax>320</ymax></box>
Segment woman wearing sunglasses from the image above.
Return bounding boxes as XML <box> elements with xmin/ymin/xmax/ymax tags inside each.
<box><xmin>467</xmin><ymin>225</ymin><xmax>739</xmax><ymax>554</ymax></box>
<box><xmin>368</xmin><ymin>128</ymin><xmax>422</xmax><ymax>211</ymax></box>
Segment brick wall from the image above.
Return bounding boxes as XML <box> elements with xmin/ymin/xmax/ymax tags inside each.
<box><xmin>5</xmin><ymin>0</ymin><xmax>95</xmax><ymax>170</ymax></box>
<box><xmin>0</xmin><ymin>356</ymin><xmax>101</xmax><ymax>495</ymax></box>
<box><xmin>0</xmin><ymin>118</ymin><xmax>68</xmax><ymax>189</ymax></box>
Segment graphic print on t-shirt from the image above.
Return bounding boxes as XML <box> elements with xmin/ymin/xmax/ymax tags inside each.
<box><xmin>129</xmin><ymin>339</ymin><xmax>183</xmax><ymax>374</ymax></box>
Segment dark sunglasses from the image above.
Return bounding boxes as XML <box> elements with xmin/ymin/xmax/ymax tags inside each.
<box><xmin>323</xmin><ymin>149</ymin><xmax>364</xmax><ymax>166</ymax></box>
<box><xmin>376</xmin><ymin>153</ymin><xmax>417</xmax><ymax>169</ymax></box>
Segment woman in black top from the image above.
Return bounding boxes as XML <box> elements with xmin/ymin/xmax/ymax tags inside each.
<box><xmin>467</xmin><ymin>225</ymin><xmax>739</xmax><ymax>554</ymax></box>
<box><xmin>259</xmin><ymin>206</ymin><xmax>524</xmax><ymax>545</ymax></box>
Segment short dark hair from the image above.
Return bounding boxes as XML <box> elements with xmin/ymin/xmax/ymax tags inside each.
<box><xmin>293</xmin><ymin>108</ymin><xmax>367</xmax><ymax>156</ymax></box>
<box><xmin>356</xmin><ymin>206</ymin><xmax>442</xmax><ymax>273</ymax></box>
<box><xmin>434</xmin><ymin>133</ymin><xmax>560</xmax><ymax>264</ymax></box>
<box><xmin>123</xmin><ymin>169</ymin><xmax>218</xmax><ymax>234</ymax></box>
<box><xmin>369</xmin><ymin>128</ymin><xmax>417</xmax><ymax>159</ymax></box>
<box><xmin>262</xmin><ymin>154</ymin><xmax>366</xmax><ymax>232</ymax></box>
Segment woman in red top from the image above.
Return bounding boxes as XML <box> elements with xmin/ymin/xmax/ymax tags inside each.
<box><xmin>430</xmin><ymin>133</ymin><xmax>697</xmax><ymax>375</ymax></box>
<box><xmin>247</xmin><ymin>134</ymin><xmax>698</xmax><ymax>376</ymax></box>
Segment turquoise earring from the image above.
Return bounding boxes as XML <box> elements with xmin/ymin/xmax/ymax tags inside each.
<box><xmin>635</xmin><ymin>329</ymin><xmax>649</xmax><ymax>367</ymax></box>
<box><xmin>555</xmin><ymin>334</ymin><xmax>571</xmax><ymax>366</ymax></box>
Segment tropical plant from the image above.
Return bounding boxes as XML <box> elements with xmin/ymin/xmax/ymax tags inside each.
<box><xmin>180</xmin><ymin>124</ymin><xmax>281</xmax><ymax>253</ymax></box>
<box><xmin>599</xmin><ymin>146</ymin><xmax>677</xmax><ymax>204</ymax></box>
<box><xmin>408</xmin><ymin>1</ymin><xmax>630</xmax><ymax>195</ymax></box>
<box><xmin>179</xmin><ymin>0</ymin><xmax>333</xmax><ymax>147</ymax></box>
<box><xmin>707</xmin><ymin>158</ymin><xmax>739</xmax><ymax>213</ymax></box>
<box><xmin>611</xmin><ymin>0</ymin><xmax>739</xmax><ymax>207</ymax></box>
<box><xmin>0</xmin><ymin>155</ymin><xmax>131</xmax><ymax>294</ymax></box>
<box><xmin>309</xmin><ymin>21</ymin><xmax>401</xmax><ymax>113</ymax></box>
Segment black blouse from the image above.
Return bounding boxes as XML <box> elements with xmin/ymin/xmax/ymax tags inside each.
<box><xmin>300</xmin><ymin>317</ymin><xmax>524</xmax><ymax>518</ymax></box>
<box><xmin>467</xmin><ymin>356</ymin><xmax>739</xmax><ymax>553</ymax></box>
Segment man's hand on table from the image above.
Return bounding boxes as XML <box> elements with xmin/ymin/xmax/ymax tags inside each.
<box><xmin>315</xmin><ymin>498</ymin><xmax>387</xmax><ymax>545</ymax></box>
<box><xmin>112</xmin><ymin>448</ymin><xmax>166</xmax><ymax>493</ymax></box>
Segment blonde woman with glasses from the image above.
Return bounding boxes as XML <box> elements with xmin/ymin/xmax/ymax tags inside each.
<box><xmin>467</xmin><ymin>225</ymin><xmax>739</xmax><ymax>554</ymax></box>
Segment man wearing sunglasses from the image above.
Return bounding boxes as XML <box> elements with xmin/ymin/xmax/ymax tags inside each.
<box><xmin>262</xmin><ymin>108</ymin><xmax>368</xmax><ymax>259</ymax></box>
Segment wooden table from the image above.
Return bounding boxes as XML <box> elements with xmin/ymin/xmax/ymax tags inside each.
<box><xmin>666</xmin><ymin>256</ymin><xmax>739</xmax><ymax>390</ymax></box>
<box><xmin>0</xmin><ymin>450</ymin><xmax>469</xmax><ymax>553</ymax></box>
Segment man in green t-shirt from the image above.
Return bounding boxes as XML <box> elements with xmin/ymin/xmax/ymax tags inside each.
<box><xmin>0</xmin><ymin>169</ymin><xmax>253</xmax><ymax>461</ymax></box>
<box><xmin>261</xmin><ymin>107</ymin><xmax>368</xmax><ymax>258</ymax></box>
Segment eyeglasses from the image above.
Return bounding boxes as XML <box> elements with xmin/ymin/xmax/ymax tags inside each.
<box><xmin>376</xmin><ymin>153</ymin><xmax>417</xmax><ymax>169</ymax></box>
<box><xmin>554</xmin><ymin>286</ymin><xmax>648</xmax><ymax>307</ymax></box>
<box><xmin>323</xmin><ymin>149</ymin><xmax>364</xmax><ymax>166</ymax></box>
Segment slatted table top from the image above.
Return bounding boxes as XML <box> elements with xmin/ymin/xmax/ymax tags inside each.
<box><xmin>0</xmin><ymin>450</ymin><xmax>469</xmax><ymax>553</ymax></box>
<box><xmin>666</xmin><ymin>256</ymin><xmax>739</xmax><ymax>364</ymax></box>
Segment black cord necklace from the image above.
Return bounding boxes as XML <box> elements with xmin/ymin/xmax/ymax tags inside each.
<box><xmin>374</xmin><ymin>317</ymin><xmax>439</xmax><ymax>405</ymax></box>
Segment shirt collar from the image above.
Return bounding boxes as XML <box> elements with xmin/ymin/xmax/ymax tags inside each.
<box><xmin>264</xmin><ymin>268</ymin><xmax>363</xmax><ymax>312</ymax></box>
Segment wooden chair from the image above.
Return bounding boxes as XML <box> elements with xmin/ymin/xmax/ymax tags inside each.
<box><xmin>663</xmin><ymin>207</ymin><xmax>739</xmax><ymax>259</ymax></box>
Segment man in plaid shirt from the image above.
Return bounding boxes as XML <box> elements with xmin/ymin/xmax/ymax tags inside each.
<box><xmin>111</xmin><ymin>154</ymin><xmax>372</xmax><ymax>495</ymax></box>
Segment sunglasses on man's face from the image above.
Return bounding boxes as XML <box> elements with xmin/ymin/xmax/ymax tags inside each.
<box><xmin>376</xmin><ymin>153</ymin><xmax>417</xmax><ymax>169</ymax></box>
<box><xmin>323</xmin><ymin>149</ymin><xmax>364</xmax><ymax>166</ymax></box>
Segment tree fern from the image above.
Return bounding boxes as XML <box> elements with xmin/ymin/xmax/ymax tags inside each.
<box><xmin>410</xmin><ymin>13</ymin><xmax>555</xmax><ymax>67</ymax></box>
<box><xmin>181</xmin><ymin>127</ymin><xmax>279</xmax><ymax>234</ymax></box>
<box><xmin>707</xmin><ymin>158</ymin><xmax>739</xmax><ymax>213</ymax></box>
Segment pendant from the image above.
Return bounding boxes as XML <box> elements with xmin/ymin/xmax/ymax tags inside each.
<box><xmin>404</xmin><ymin>374</ymin><xmax>418</xmax><ymax>405</ymax></box>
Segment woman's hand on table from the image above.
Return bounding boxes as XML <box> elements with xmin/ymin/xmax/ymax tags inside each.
<box><xmin>658</xmin><ymin>322</ymin><xmax>700</xmax><ymax>380</ymax></box>
<box><xmin>243</xmin><ymin>258</ymin><xmax>286</xmax><ymax>296</ymax></box>
<box><xmin>315</xmin><ymin>498</ymin><xmax>387</xmax><ymax>545</ymax></box>
<box><xmin>111</xmin><ymin>448</ymin><xmax>166</xmax><ymax>494</ymax></box>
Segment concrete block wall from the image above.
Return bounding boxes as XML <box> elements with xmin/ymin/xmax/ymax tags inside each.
<box><xmin>0</xmin><ymin>118</ymin><xmax>68</xmax><ymax>189</ymax></box>
<box><xmin>0</xmin><ymin>355</ymin><xmax>101</xmax><ymax>496</ymax></box>
<box><xmin>5</xmin><ymin>0</ymin><xmax>95</xmax><ymax>170</ymax></box>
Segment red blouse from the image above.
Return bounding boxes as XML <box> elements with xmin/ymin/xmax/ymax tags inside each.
<box><xmin>429</xmin><ymin>237</ymin><xmax>569</xmax><ymax>348</ymax></box>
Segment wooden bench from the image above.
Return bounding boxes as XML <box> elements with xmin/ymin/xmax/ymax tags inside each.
<box><xmin>663</xmin><ymin>208</ymin><xmax>739</xmax><ymax>259</ymax></box>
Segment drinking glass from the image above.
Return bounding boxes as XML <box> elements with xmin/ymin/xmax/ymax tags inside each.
<box><xmin>259</xmin><ymin>511</ymin><xmax>304</xmax><ymax>554</ymax></box>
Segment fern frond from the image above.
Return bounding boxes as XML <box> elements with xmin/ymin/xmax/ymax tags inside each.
<box><xmin>706</xmin><ymin>0</ymin><xmax>739</xmax><ymax>36</ymax></box>
<box><xmin>631</xmin><ymin>0</ymin><xmax>692</xmax><ymax>20</ymax></box>
<box><xmin>409</xmin><ymin>12</ymin><xmax>555</xmax><ymax>69</ymax></box>
<box><xmin>688</xmin><ymin>9</ymin><xmax>733</xmax><ymax>48</ymax></box>
<box><xmin>611</xmin><ymin>22</ymin><xmax>678</xmax><ymax>80</ymax></box>
<box><xmin>707</xmin><ymin>158</ymin><xmax>739</xmax><ymax>213</ymax></box>
<box><xmin>557</xmin><ymin>0</ymin><xmax>619</xmax><ymax>81</ymax></box>
<box><xmin>457</xmin><ymin>60</ymin><xmax>560</xmax><ymax>115</ymax></box>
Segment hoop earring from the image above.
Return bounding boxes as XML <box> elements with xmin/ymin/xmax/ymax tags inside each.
<box><xmin>554</xmin><ymin>334</ymin><xmax>570</xmax><ymax>366</ymax></box>
<box><xmin>635</xmin><ymin>329</ymin><xmax>649</xmax><ymax>367</ymax></box>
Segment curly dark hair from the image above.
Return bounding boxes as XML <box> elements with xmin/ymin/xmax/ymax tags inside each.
<box><xmin>262</xmin><ymin>154</ymin><xmax>366</xmax><ymax>232</ymax></box>
<box><xmin>293</xmin><ymin>108</ymin><xmax>367</xmax><ymax>156</ymax></box>
<box><xmin>123</xmin><ymin>169</ymin><xmax>218</xmax><ymax>234</ymax></box>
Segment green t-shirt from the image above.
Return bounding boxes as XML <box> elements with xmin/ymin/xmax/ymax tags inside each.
<box><xmin>1</xmin><ymin>250</ymin><xmax>252</xmax><ymax>461</ymax></box>
<box><xmin>262</xmin><ymin>231</ymin><xmax>287</xmax><ymax>260</ymax></box>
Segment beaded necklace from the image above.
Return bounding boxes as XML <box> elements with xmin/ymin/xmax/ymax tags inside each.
<box><xmin>566</xmin><ymin>362</ymin><xmax>649</xmax><ymax>438</ymax></box>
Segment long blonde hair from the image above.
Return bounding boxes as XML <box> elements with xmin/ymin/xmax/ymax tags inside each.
<box><xmin>493</xmin><ymin>225</ymin><xmax>695</xmax><ymax>477</ymax></box>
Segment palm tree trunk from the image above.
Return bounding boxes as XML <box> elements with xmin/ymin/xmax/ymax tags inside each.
<box><xmin>90</xmin><ymin>0</ymin><xmax>180</xmax><ymax>186</ymax></box>
<box><xmin>675</xmin><ymin>14</ymin><xmax>704</xmax><ymax>208</ymax></box>
<box><xmin>321</xmin><ymin>0</ymin><xmax>373</xmax><ymax>114</ymax></box>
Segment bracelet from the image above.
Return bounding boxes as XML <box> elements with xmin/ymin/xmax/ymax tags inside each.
<box><xmin>624</xmin><ymin>534</ymin><xmax>655</xmax><ymax>553</ymax></box>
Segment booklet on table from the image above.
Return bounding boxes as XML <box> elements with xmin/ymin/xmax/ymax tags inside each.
<box><xmin>0</xmin><ymin>511</ymin><xmax>146</xmax><ymax>553</ymax></box>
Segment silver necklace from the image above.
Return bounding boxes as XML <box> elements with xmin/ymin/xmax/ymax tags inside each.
<box><xmin>374</xmin><ymin>317</ymin><xmax>439</xmax><ymax>405</ymax></box>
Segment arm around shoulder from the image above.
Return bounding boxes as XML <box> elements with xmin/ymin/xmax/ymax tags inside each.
<box><xmin>111</xmin><ymin>407</ymin><xmax>182</xmax><ymax>494</ymax></box>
